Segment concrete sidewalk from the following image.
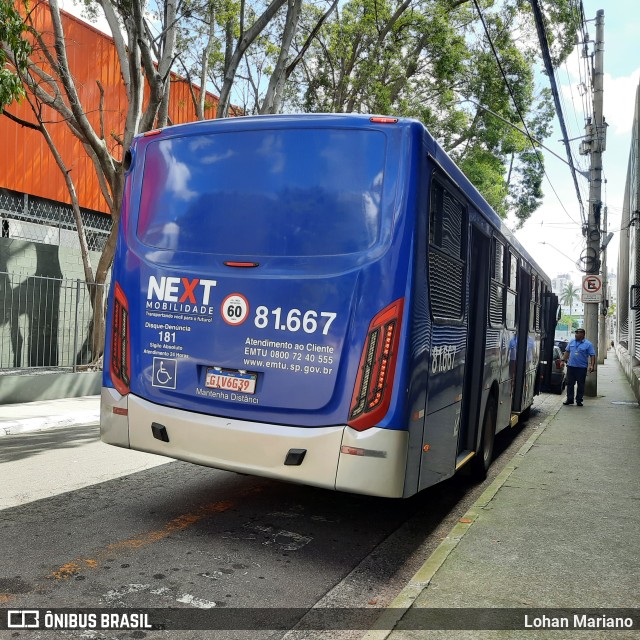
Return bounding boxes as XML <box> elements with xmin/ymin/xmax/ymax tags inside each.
<box><xmin>0</xmin><ymin>394</ymin><xmax>99</xmax><ymax>436</ymax></box>
<box><xmin>365</xmin><ymin>351</ymin><xmax>640</xmax><ymax>639</ymax></box>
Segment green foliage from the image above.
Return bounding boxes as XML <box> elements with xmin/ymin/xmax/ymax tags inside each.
<box><xmin>285</xmin><ymin>0</ymin><xmax>579</xmax><ymax>226</ymax></box>
<box><xmin>457</xmin><ymin>148</ymin><xmax>510</xmax><ymax>217</ymax></box>
<box><xmin>561</xmin><ymin>281</ymin><xmax>580</xmax><ymax>303</ymax></box>
<box><xmin>559</xmin><ymin>315</ymin><xmax>579</xmax><ymax>330</ymax></box>
<box><xmin>0</xmin><ymin>0</ymin><xmax>32</xmax><ymax>111</ymax></box>
<box><xmin>560</xmin><ymin>281</ymin><xmax>580</xmax><ymax>316</ymax></box>
<box><xmin>63</xmin><ymin>0</ymin><xmax>579</xmax><ymax>226</ymax></box>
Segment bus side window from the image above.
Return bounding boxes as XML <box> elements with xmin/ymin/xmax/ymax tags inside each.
<box><xmin>428</xmin><ymin>179</ymin><xmax>466</xmax><ymax>321</ymax></box>
<box><xmin>505</xmin><ymin>251</ymin><xmax>518</xmax><ymax>330</ymax></box>
<box><xmin>530</xmin><ymin>274</ymin><xmax>541</xmax><ymax>332</ymax></box>
<box><xmin>490</xmin><ymin>238</ymin><xmax>505</xmax><ymax>327</ymax></box>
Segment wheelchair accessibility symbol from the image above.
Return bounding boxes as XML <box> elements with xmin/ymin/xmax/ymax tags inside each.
<box><xmin>152</xmin><ymin>357</ymin><xmax>177</xmax><ymax>389</ymax></box>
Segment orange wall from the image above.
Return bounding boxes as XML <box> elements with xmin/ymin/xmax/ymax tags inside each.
<box><xmin>0</xmin><ymin>4</ymin><xmax>219</xmax><ymax>214</ymax></box>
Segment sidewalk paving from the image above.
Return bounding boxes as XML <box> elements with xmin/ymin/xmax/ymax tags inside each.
<box><xmin>365</xmin><ymin>350</ymin><xmax>640</xmax><ymax>639</ymax></box>
<box><xmin>0</xmin><ymin>394</ymin><xmax>99</xmax><ymax>436</ymax></box>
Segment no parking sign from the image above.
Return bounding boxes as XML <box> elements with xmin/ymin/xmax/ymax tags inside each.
<box><xmin>582</xmin><ymin>274</ymin><xmax>603</xmax><ymax>303</ymax></box>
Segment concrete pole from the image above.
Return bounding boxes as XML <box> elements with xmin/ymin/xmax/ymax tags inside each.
<box><xmin>584</xmin><ymin>9</ymin><xmax>605</xmax><ymax>397</ymax></box>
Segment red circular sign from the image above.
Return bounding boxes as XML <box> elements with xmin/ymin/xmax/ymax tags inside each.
<box><xmin>221</xmin><ymin>293</ymin><xmax>249</xmax><ymax>326</ymax></box>
<box><xmin>583</xmin><ymin>276</ymin><xmax>602</xmax><ymax>293</ymax></box>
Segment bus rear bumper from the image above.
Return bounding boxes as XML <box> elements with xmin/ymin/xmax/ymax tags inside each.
<box><xmin>100</xmin><ymin>389</ymin><xmax>408</xmax><ymax>497</ymax></box>
<box><xmin>101</xmin><ymin>387</ymin><xmax>130</xmax><ymax>448</ymax></box>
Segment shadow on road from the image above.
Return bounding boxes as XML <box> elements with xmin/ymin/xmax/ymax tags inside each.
<box><xmin>0</xmin><ymin>424</ymin><xmax>99</xmax><ymax>464</ymax></box>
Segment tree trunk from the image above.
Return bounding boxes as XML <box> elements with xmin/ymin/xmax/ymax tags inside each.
<box><xmin>216</xmin><ymin>0</ymin><xmax>288</xmax><ymax>118</ymax></box>
<box><xmin>260</xmin><ymin>0</ymin><xmax>302</xmax><ymax>114</ymax></box>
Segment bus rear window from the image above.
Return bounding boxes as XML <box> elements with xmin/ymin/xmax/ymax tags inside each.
<box><xmin>137</xmin><ymin>129</ymin><xmax>386</xmax><ymax>257</ymax></box>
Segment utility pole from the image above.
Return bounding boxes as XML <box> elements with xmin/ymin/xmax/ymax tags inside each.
<box><xmin>584</xmin><ymin>9</ymin><xmax>605</xmax><ymax>397</ymax></box>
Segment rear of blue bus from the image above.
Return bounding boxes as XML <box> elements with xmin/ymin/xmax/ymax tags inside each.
<box><xmin>101</xmin><ymin>115</ymin><xmax>421</xmax><ymax>498</ymax></box>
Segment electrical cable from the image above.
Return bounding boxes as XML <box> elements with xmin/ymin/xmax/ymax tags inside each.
<box><xmin>470</xmin><ymin>0</ymin><xmax>580</xmax><ymax>226</ymax></box>
<box><xmin>531</xmin><ymin>0</ymin><xmax>586</xmax><ymax>225</ymax></box>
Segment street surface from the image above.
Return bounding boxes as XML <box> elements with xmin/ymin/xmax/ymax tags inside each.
<box><xmin>0</xmin><ymin>393</ymin><xmax>561</xmax><ymax>640</ymax></box>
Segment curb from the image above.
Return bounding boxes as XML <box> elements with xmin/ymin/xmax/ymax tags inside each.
<box><xmin>361</xmin><ymin>400</ymin><xmax>563</xmax><ymax>640</ymax></box>
<box><xmin>0</xmin><ymin>411</ymin><xmax>100</xmax><ymax>437</ymax></box>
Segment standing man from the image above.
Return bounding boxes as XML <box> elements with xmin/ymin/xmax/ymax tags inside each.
<box><xmin>563</xmin><ymin>328</ymin><xmax>596</xmax><ymax>406</ymax></box>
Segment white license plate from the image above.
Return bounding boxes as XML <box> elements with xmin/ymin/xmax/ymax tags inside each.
<box><xmin>205</xmin><ymin>369</ymin><xmax>257</xmax><ymax>394</ymax></box>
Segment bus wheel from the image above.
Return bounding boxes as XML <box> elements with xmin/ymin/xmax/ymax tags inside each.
<box><xmin>471</xmin><ymin>399</ymin><xmax>496</xmax><ymax>481</ymax></box>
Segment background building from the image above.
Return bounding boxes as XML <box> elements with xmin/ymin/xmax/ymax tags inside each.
<box><xmin>616</xmin><ymin>80</ymin><xmax>640</xmax><ymax>401</ymax></box>
<box><xmin>0</xmin><ymin>5</ymin><xmax>220</xmax><ymax>398</ymax></box>
<box><xmin>551</xmin><ymin>273</ymin><xmax>584</xmax><ymax>339</ymax></box>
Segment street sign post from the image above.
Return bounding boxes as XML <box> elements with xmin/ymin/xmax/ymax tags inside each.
<box><xmin>582</xmin><ymin>274</ymin><xmax>603</xmax><ymax>303</ymax></box>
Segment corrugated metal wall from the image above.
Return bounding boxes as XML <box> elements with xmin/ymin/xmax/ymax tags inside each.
<box><xmin>632</xmin><ymin>87</ymin><xmax>640</xmax><ymax>362</ymax></box>
<box><xmin>617</xmin><ymin>82</ymin><xmax>640</xmax><ymax>361</ymax></box>
<box><xmin>0</xmin><ymin>3</ymin><xmax>219</xmax><ymax>214</ymax></box>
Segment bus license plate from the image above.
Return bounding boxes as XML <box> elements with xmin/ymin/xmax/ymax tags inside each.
<box><xmin>205</xmin><ymin>369</ymin><xmax>257</xmax><ymax>394</ymax></box>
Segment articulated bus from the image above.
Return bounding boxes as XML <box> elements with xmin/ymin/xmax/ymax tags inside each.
<box><xmin>101</xmin><ymin>114</ymin><xmax>558</xmax><ymax>498</ymax></box>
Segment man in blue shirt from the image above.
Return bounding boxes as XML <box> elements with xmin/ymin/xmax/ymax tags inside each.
<box><xmin>563</xmin><ymin>328</ymin><xmax>596</xmax><ymax>406</ymax></box>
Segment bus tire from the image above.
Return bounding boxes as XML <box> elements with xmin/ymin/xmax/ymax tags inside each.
<box><xmin>471</xmin><ymin>398</ymin><xmax>497</xmax><ymax>481</ymax></box>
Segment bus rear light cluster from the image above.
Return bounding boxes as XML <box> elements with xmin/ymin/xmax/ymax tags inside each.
<box><xmin>348</xmin><ymin>299</ymin><xmax>403</xmax><ymax>431</ymax></box>
<box><xmin>110</xmin><ymin>282</ymin><xmax>131</xmax><ymax>396</ymax></box>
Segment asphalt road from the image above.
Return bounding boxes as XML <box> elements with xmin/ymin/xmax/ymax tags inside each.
<box><xmin>0</xmin><ymin>393</ymin><xmax>561</xmax><ymax>640</ymax></box>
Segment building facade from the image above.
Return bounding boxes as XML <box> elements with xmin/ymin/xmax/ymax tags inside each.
<box><xmin>616</xmin><ymin>80</ymin><xmax>640</xmax><ymax>401</ymax></box>
<box><xmin>0</xmin><ymin>4</ymin><xmax>221</xmax><ymax>383</ymax></box>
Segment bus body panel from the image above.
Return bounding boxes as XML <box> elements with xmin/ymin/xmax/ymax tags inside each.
<box><xmin>104</xmin><ymin>116</ymin><xmax>419</xmax><ymax>433</ymax></box>
<box><xmin>416</xmin><ymin>165</ymin><xmax>470</xmax><ymax>490</ymax></box>
<box><xmin>101</xmin><ymin>114</ymin><xmax>554</xmax><ymax>498</ymax></box>
<box><xmin>101</xmin><ymin>385</ymin><xmax>409</xmax><ymax>497</ymax></box>
<box><xmin>101</xmin><ymin>387</ymin><xmax>129</xmax><ymax>448</ymax></box>
<box><xmin>336</xmin><ymin>427</ymin><xmax>409</xmax><ymax>498</ymax></box>
<box><xmin>127</xmin><ymin>393</ymin><xmax>344</xmax><ymax>488</ymax></box>
<box><xmin>130</xmin><ymin>263</ymin><xmax>362</xmax><ymax>422</ymax></box>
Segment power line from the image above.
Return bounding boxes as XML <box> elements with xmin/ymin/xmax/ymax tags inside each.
<box><xmin>470</xmin><ymin>0</ymin><xmax>579</xmax><ymax>226</ymax></box>
<box><xmin>530</xmin><ymin>0</ymin><xmax>586</xmax><ymax>225</ymax></box>
<box><xmin>539</xmin><ymin>241</ymin><xmax>582</xmax><ymax>269</ymax></box>
<box><xmin>460</xmin><ymin>97</ymin><xmax>582</xmax><ymax>226</ymax></box>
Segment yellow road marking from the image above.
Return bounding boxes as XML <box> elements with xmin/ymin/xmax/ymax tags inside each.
<box><xmin>48</xmin><ymin>500</ymin><xmax>234</xmax><ymax>580</ymax></box>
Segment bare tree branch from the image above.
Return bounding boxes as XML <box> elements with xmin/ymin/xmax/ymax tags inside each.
<box><xmin>216</xmin><ymin>0</ymin><xmax>288</xmax><ymax>117</ymax></box>
<box><xmin>285</xmin><ymin>0</ymin><xmax>338</xmax><ymax>78</ymax></box>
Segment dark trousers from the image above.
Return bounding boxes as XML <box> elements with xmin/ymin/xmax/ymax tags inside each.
<box><xmin>566</xmin><ymin>366</ymin><xmax>587</xmax><ymax>403</ymax></box>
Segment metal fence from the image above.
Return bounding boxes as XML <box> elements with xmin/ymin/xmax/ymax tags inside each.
<box><xmin>0</xmin><ymin>189</ymin><xmax>111</xmax><ymax>252</ymax></box>
<box><xmin>0</xmin><ymin>271</ymin><xmax>107</xmax><ymax>372</ymax></box>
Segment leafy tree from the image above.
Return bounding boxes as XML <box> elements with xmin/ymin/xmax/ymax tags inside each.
<box><xmin>1</xmin><ymin>0</ymin><xmax>582</xmax><ymax>362</ymax></box>
<box><xmin>175</xmin><ymin>0</ymin><xmax>338</xmax><ymax>117</ymax></box>
<box><xmin>285</xmin><ymin>0</ymin><xmax>579</xmax><ymax>225</ymax></box>
<box><xmin>560</xmin><ymin>281</ymin><xmax>580</xmax><ymax>316</ymax></box>
<box><xmin>1</xmin><ymin>0</ymin><xmax>182</xmax><ymax>361</ymax></box>
<box><xmin>559</xmin><ymin>314</ymin><xmax>578</xmax><ymax>331</ymax></box>
<box><xmin>0</xmin><ymin>0</ymin><xmax>31</xmax><ymax>111</ymax></box>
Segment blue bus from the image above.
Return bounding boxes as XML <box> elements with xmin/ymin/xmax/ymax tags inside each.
<box><xmin>101</xmin><ymin>114</ymin><xmax>557</xmax><ymax>498</ymax></box>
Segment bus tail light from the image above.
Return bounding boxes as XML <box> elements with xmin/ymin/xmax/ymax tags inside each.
<box><xmin>369</xmin><ymin>117</ymin><xmax>398</xmax><ymax>124</ymax></box>
<box><xmin>110</xmin><ymin>282</ymin><xmax>131</xmax><ymax>396</ymax></box>
<box><xmin>348</xmin><ymin>299</ymin><xmax>404</xmax><ymax>431</ymax></box>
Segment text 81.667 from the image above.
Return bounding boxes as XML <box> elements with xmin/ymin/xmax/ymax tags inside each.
<box><xmin>254</xmin><ymin>306</ymin><xmax>337</xmax><ymax>335</ymax></box>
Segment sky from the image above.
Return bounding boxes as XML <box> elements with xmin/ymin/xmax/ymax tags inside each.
<box><xmin>511</xmin><ymin>0</ymin><xmax>640</xmax><ymax>288</ymax></box>
<box><xmin>59</xmin><ymin>0</ymin><xmax>639</xmax><ymax>292</ymax></box>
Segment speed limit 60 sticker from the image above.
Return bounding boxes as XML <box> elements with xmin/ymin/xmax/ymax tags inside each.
<box><xmin>221</xmin><ymin>293</ymin><xmax>249</xmax><ymax>325</ymax></box>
